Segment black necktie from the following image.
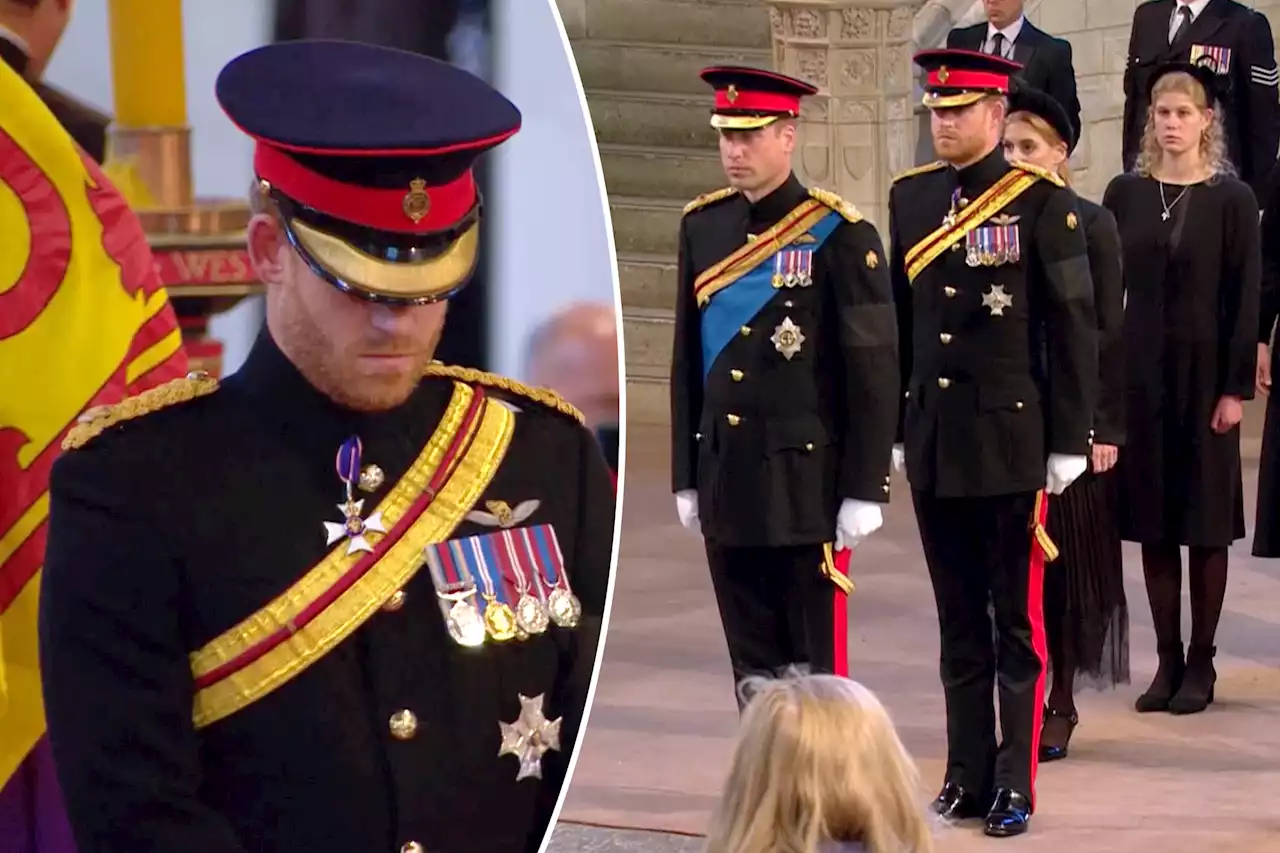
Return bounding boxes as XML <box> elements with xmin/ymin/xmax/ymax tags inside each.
<box><xmin>992</xmin><ymin>32</ymin><xmax>1006</xmax><ymax>58</ymax></box>
<box><xmin>1170</xmin><ymin>6</ymin><xmax>1192</xmax><ymax>45</ymax></box>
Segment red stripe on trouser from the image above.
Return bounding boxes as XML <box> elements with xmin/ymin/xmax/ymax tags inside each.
<box><xmin>1025</xmin><ymin>492</ymin><xmax>1051</xmax><ymax>809</ymax></box>
<box><xmin>832</xmin><ymin>548</ymin><xmax>851</xmax><ymax>677</ymax></box>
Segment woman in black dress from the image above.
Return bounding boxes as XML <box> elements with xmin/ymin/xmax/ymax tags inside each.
<box><xmin>1002</xmin><ymin>87</ymin><xmax>1128</xmax><ymax>760</ymax></box>
<box><xmin>1251</xmin><ymin>160</ymin><xmax>1280</xmax><ymax>558</ymax></box>
<box><xmin>1103</xmin><ymin>61</ymin><xmax>1260</xmax><ymax>716</ymax></box>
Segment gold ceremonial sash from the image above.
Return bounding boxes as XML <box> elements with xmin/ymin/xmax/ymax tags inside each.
<box><xmin>1031</xmin><ymin>489</ymin><xmax>1059</xmax><ymax>563</ymax></box>
<box><xmin>903</xmin><ymin>170</ymin><xmax>1040</xmax><ymax>284</ymax></box>
<box><xmin>694</xmin><ymin>198</ymin><xmax>831</xmax><ymax>307</ymax></box>
<box><xmin>189</xmin><ymin>381</ymin><xmax>516</xmax><ymax>729</ymax></box>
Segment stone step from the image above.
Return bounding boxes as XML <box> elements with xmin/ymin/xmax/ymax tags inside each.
<box><xmin>599</xmin><ymin>143</ymin><xmax>724</xmax><ymax>200</ymax></box>
<box><xmin>588</xmin><ymin>89</ymin><xmax>717</xmax><ymax>149</ymax></box>
<box><xmin>618</xmin><ymin>251</ymin><xmax>677</xmax><ymax>312</ymax></box>
<box><xmin>610</xmin><ymin>196</ymin><xmax>684</xmax><ymax>256</ymax></box>
<box><xmin>579</xmin><ymin>0</ymin><xmax>771</xmax><ymax>49</ymax></box>
<box><xmin>571</xmin><ymin>39</ymin><xmax>772</xmax><ymax>95</ymax></box>
<box><xmin>622</xmin><ymin>307</ymin><xmax>674</xmax><ymax>378</ymax></box>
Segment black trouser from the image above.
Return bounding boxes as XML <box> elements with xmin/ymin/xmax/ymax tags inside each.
<box><xmin>704</xmin><ymin>542</ymin><xmax>839</xmax><ymax>710</ymax></box>
<box><xmin>911</xmin><ymin>489</ymin><xmax>1049</xmax><ymax>809</ymax></box>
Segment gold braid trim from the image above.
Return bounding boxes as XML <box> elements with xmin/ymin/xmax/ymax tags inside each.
<box><xmin>808</xmin><ymin>187</ymin><xmax>863</xmax><ymax>223</ymax></box>
<box><xmin>892</xmin><ymin>160</ymin><xmax>947</xmax><ymax>184</ymax></box>
<box><xmin>1010</xmin><ymin>159</ymin><xmax>1065</xmax><ymax>187</ymax></box>
<box><xmin>821</xmin><ymin>542</ymin><xmax>856</xmax><ymax>595</ymax></box>
<box><xmin>683</xmin><ymin>187</ymin><xmax>738</xmax><ymax>216</ymax></box>
<box><xmin>422</xmin><ymin>363</ymin><xmax>585</xmax><ymax>426</ymax></box>
<box><xmin>62</xmin><ymin>372</ymin><xmax>221</xmax><ymax>452</ymax></box>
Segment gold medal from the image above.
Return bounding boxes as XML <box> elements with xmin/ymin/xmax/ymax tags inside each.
<box><xmin>516</xmin><ymin>594</ymin><xmax>550</xmax><ymax>635</ymax></box>
<box><xmin>447</xmin><ymin>598</ymin><xmax>486</xmax><ymax>647</ymax></box>
<box><xmin>483</xmin><ymin>596</ymin><xmax>519</xmax><ymax>641</ymax></box>
<box><xmin>548</xmin><ymin>588</ymin><xmax>581</xmax><ymax>629</ymax></box>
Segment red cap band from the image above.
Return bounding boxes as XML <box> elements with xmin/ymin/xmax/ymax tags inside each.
<box><xmin>927</xmin><ymin>68</ymin><xmax>1010</xmax><ymax>92</ymax></box>
<box><xmin>254</xmin><ymin>144</ymin><xmax>477</xmax><ymax>235</ymax></box>
<box><xmin>713</xmin><ymin>89</ymin><xmax>800</xmax><ymax>114</ymax></box>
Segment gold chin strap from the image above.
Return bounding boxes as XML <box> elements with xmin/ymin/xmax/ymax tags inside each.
<box><xmin>710</xmin><ymin>114</ymin><xmax>781</xmax><ymax>131</ymax></box>
<box><xmin>821</xmin><ymin>542</ymin><xmax>856</xmax><ymax>595</ymax></box>
<box><xmin>291</xmin><ymin>217</ymin><xmax>480</xmax><ymax>302</ymax></box>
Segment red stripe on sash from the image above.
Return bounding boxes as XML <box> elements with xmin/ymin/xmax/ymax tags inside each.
<box><xmin>1026</xmin><ymin>491</ymin><xmax>1051</xmax><ymax>809</ymax></box>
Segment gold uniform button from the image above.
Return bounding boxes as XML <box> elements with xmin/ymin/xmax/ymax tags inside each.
<box><xmin>1015</xmin><ymin>401</ymin><xmax>1024</xmax><ymax>410</ymax></box>
<box><xmin>944</xmin><ymin>286</ymin><xmax>957</xmax><ymax>297</ymax></box>
<box><xmin>695</xmin><ymin>431</ymin><xmax>703</xmax><ymax>440</ymax></box>
<box><xmin>401</xmin><ymin>843</ymin><xmax>424</xmax><ymax>853</ymax></box>
<box><xmin>938</xmin><ymin>377</ymin><xmax>951</xmax><ymax>389</ymax></box>
<box><xmin>389</xmin><ymin>710</ymin><xmax>419</xmax><ymax>741</ymax></box>
<box><xmin>739</xmin><ymin>325</ymin><xmax>751</xmax><ymax>336</ymax></box>
<box><xmin>904</xmin><ymin>390</ymin><xmax>911</xmax><ymax>399</ymax></box>
<box><xmin>882</xmin><ymin>484</ymin><xmax>890</xmax><ymax>493</ymax></box>
<box><xmin>383</xmin><ymin>590</ymin><xmax>407</xmax><ymax>612</ymax></box>
<box><xmin>805</xmin><ymin>442</ymin><xmax>814</xmax><ymax>451</ymax></box>
<box><xmin>939</xmin><ymin>333</ymin><xmax>953</xmax><ymax>344</ymax></box>
<box><xmin>730</xmin><ymin>369</ymin><xmax>744</xmax><ymax>382</ymax></box>
<box><xmin>727</xmin><ymin>414</ymin><xmax>741</xmax><ymax>426</ymax></box>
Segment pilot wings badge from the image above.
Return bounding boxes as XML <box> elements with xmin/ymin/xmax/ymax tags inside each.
<box><xmin>466</xmin><ymin>499</ymin><xmax>541</xmax><ymax>529</ymax></box>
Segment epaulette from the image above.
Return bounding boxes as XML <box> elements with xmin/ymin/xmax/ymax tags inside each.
<box><xmin>423</xmin><ymin>363</ymin><xmax>585</xmax><ymax>426</ymax></box>
<box><xmin>808</xmin><ymin>187</ymin><xmax>863</xmax><ymax>223</ymax></box>
<box><xmin>1011</xmin><ymin>159</ymin><xmax>1066</xmax><ymax>187</ymax></box>
<box><xmin>891</xmin><ymin>161</ymin><xmax>947</xmax><ymax>184</ymax></box>
<box><xmin>683</xmin><ymin>187</ymin><xmax>738</xmax><ymax>216</ymax></box>
<box><xmin>61</xmin><ymin>371</ymin><xmax>220</xmax><ymax>452</ymax></box>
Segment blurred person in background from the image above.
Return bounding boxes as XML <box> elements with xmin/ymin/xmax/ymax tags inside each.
<box><xmin>525</xmin><ymin>302</ymin><xmax>621</xmax><ymax>474</ymax></box>
<box><xmin>0</xmin><ymin>0</ymin><xmax>110</xmax><ymax>161</ymax></box>
<box><xmin>1001</xmin><ymin>86</ymin><xmax>1130</xmax><ymax>763</ymax></box>
<box><xmin>1253</xmin><ymin>159</ymin><xmax>1280</xmax><ymax>558</ymax></box>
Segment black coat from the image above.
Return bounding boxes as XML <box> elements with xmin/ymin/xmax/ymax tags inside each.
<box><xmin>1252</xmin><ymin>160</ymin><xmax>1280</xmax><ymax>556</ymax></box>
<box><xmin>947</xmin><ymin>20</ymin><xmax>1082</xmax><ymax>146</ymax></box>
<box><xmin>890</xmin><ymin>149</ymin><xmax>1098</xmax><ymax>498</ymax></box>
<box><xmin>1104</xmin><ymin>172</ymin><xmax>1260</xmax><ymax>546</ymax></box>
<box><xmin>1080</xmin><ymin>197</ymin><xmax>1127</xmax><ymax>447</ymax></box>
<box><xmin>1123</xmin><ymin>0</ymin><xmax>1280</xmax><ymax>203</ymax></box>
<box><xmin>670</xmin><ymin>173</ymin><xmax>899</xmax><ymax>548</ymax></box>
<box><xmin>39</xmin><ymin>332</ymin><xmax>615</xmax><ymax>853</ymax></box>
<box><xmin>0</xmin><ymin>35</ymin><xmax>109</xmax><ymax>163</ymax></box>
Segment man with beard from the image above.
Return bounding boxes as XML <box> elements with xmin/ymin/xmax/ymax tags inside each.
<box><xmin>38</xmin><ymin>40</ymin><xmax>615</xmax><ymax>853</ymax></box>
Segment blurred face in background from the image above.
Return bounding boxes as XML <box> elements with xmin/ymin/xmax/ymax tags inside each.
<box><xmin>718</xmin><ymin>120</ymin><xmax>796</xmax><ymax>200</ymax></box>
<box><xmin>931</xmin><ymin>97</ymin><xmax>1006</xmax><ymax>166</ymax></box>
<box><xmin>527</xmin><ymin>307</ymin><xmax>620</xmax><ymax>431</ymax></box>
<box><xmin>983</xmin><ymin>0</ymin><xmax>1024</xmax><ymax>30</ymax></box>
<box><xmin>1002</xmin><ymin>113</ymin><xmax>1068</xmax><ymax>174</ymax></box>
<box><xmin>2</xmin><ymin>0</ymin><xmax>76</xmax><ymax>78</ymax></box>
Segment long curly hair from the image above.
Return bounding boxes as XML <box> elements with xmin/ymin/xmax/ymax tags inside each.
<box><xmin>1134</xmin><ymin>71</ymin><xmax>1234</xmax><ymax>178</ymax></box>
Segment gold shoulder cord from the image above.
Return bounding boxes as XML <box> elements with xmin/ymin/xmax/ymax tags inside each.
<box><xmin>807</xmin><ymin>187</ymin><xmax>864</xmax><ymax>223</ymax></box>
<box><xmin>422</xmin><ymin>363</ymin><xmax>585</xmax><ymax>426</ymax></box>
<box><xmin>891</xmin><ymin>160</ymin><xmax>947</xmax><ymax>184</ymax></box>
<box><xmin>683</xmin><ymin>187</ymin><xmax>739</xmax><ymax>216</ymax></box>
<box><xmin>1009</xmin><ymin>159</ymin><xmax>1065</xmax><ymax>187</ymax></box>
<box><xmin>62</xmin><ymin>372</ymin><xmax>221</xmax><ymax>452</ymax></box>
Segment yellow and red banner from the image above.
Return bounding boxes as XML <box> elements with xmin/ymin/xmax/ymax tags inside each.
<box><xmin>0</xmin><ymin>56</ymin><xmax>188</xmax><ymax>800</ymax></box>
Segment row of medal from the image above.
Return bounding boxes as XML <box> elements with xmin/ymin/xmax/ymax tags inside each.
<box><xmin>771</xmin><ymin>247</ymin><xmax>815</xmax><ymax>289</ymax></box>
<box><xmin>963</xmin><ymin>223</ymin><xmax>1021</xmax><ymax>268</ymax></box>
<box><xmin>423</xmin><ymin>526</ymin><xmax>581</xmax><ymax>648</ymax></box>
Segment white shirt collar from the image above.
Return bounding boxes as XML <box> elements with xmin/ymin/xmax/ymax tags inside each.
<box><xmin>0</xmin><ymin>22</ymin><xmax>31</xmax><ymax>56</ymax></box>
<box><xmin>1173</xmin><ymin>0</ymin><xmax>1212</xmax><ymax>22</ymax></box>
<box><xmin>986</xmin><ymin>14</ymin><xmax>1025</xmax><ymax>45</ymax></box>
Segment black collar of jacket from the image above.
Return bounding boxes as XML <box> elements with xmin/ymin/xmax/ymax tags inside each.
<box><xmin>0</xmin><ymin>32</ymin><xmax>29</xmax><ymax>75</ymax></box>
<box><xmin>955</xmin><ymin>146</ymin><xmax>1010</xmax><ymax>194</ymax></box>
<box><xmin>746</xmin><ymin>172</ymin><xmax>807</xmax><ymax>230</ymax></box>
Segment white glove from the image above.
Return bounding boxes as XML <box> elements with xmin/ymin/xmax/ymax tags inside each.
<box><xmin>675</xmin><ymin>489</ymin><xmax>700</xmax><ymax>532</ymax></box>
<box><xmin>1045</xmin><ymin>454</ymin><xmax>1088</xmax><ymax>495</ymax></box>
<box><xmin>891</xmin><ymin>444</ymin><xmax>905</xmax><ymax>473</ymax></box>
<box><xmin>835</xmin><ymin>499</ymin><xmax>884</xmax><ymax>551</ymax></box>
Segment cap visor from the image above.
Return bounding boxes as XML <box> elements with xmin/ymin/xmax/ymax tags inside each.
<box><xmin>922</xmin><ymin>91</ymin><xmax>990</xmax><ymax>110</ymax></box>
<box><xmin>710</xmin><ymin>114</ymin><xmax>781</xmax><ymax>130</ymax></box>
<box><xmin>290</xmin><ymin>218</ymin><xmax>479</xmax><ymax>303</ymax></box>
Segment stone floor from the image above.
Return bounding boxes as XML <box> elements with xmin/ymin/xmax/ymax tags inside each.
<box><xmin>549</xmin><ymin>418</ymin><xmax>1280</xmax><ymax>852</ymax></box>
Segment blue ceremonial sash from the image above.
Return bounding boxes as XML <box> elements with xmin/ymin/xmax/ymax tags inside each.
<box><xmin>700</xmin><ymin>210</ymin><xmax>841</xmax><ymax>382</ymax></box>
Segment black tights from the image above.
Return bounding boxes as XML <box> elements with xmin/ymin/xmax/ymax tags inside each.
<box><xmin>1140</xmin><ymin>543</ymin><xmax>1229</xmax><ymax>649</ymax></box>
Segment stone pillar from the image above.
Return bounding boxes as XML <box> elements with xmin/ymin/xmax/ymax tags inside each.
<box><xmin>764</xmin><ymin>1</ymin><xmax>926</xmax><ymax>232</ymax></box>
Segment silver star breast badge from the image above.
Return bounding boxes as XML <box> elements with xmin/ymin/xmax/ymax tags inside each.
<box><xmin>771</xmin><ymin>316</ymin><xmax>805</xmax><ymax>360</ymax></box>
<box><xmin>498</xmin><ymin>693</ymin><xmax>563</xmax><ymax>781</ymax></box>
<box><xmin>982</xmin><ymin>284</ymin><xmax>1013</xmax><ymax>317</ymax></box>
<box><xmin>323</xmin><ymin>500</ymin><xmax>387</xmax><ymax>555</ymax></box>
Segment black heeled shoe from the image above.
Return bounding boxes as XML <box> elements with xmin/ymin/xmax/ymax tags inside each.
<box><xmin>1168</xmin><ymin>644</ymin><xmax>1216</xmax><ymax>714</ymax></box>
<box><xmin>983</xmin><ymin>788</ymin><xmax>1032</xmax><ymax>837</ymax></box>
<box><xmin>1135</xmin><ymin>642</ymin><xmax>1185</xmax><ymax>713</ymax></box>
<box><xmin>1038</xmin><ymin>706</ymin><xmax>1078</xmax><ymax>761</ymax></box>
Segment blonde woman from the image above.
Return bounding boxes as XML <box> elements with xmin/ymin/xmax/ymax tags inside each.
<box><xmin>1001</xmin><ymin>86</ymin><xmax>1129</xmax><ymax>762</ymax></box>
<box><xmin>1103</xmin><ymin>60</ymin><xmax>1261</xmax><ymax>716</ymax></box>
<box><xmin>703</xmin><ymin>674</ymin><xmax>933</xmax><ymax>853</ymax></box>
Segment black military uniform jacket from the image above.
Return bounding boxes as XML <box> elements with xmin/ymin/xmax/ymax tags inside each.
<box><xmin>670</xmin><ymin>173</ymin><xmax>898</xmax><ymax>548</ymax></box>
<box><xmin>889</xmin><ymin>150</ymin><xmax>1098</xmax><ymax>498</ymax></box>
<box><xmin>1123</xmin><ymin>0</ymin><xmax>1280</xmax><ymax>202</ymax></box>
<box><xmin>1079</xmin><ymin>197</ymin><xmax>1127</xmax><ymax>447</ymax></box>
<box><xmin>39</xmin><ymin>332</ymin><xmax>615</xmax><ymax>853</ymax></box>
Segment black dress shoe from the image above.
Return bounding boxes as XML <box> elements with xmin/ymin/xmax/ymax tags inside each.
<box><xmin>1168</xmin><ymin>644</ymin><xmax>1217</xmax><ymax>714</ymax></box>
<box><xmin>930</xmin><ymin>781</ymin><xmax>987</xmax><ymax>821</ymax></box>
<box><xmin>1135</xmin><ymin>642</ymin><xmax>1185</xmax><ymax>712</ymax></box>
<box><xmin>1038</xmin><ymin>706</ymin><xmax>1078</xmax><ymax>761</ymax></box>
<box><xmin>983</xmin><ymin>788</ymin><xmax>1032</xmax><ymax>837</ymax></box>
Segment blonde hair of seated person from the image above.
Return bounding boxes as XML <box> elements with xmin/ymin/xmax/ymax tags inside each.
<box><xmin>703</xmin><ymin>673</ymin><xmax>934</xmax><ymax>853</ymax></box>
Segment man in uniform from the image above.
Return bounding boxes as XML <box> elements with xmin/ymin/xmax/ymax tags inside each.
<box><xmin>38</xmin><ymin>40</ymin><xmax>615</xmax><ymax>853</ymax></box>
<box><xmin>670</xmin><ymin>65</ymin><xmax>899</xmax><ymax>705</ymax></box>
<box><xmin>1123</xmin><ymin>0</ymin><xmax>1280</xmax><ymax>204</ymax></box>
<box><xmin>888</xmin><ymin>50</ymin><xmax>1097</xmax><ymax>837</ymax></box>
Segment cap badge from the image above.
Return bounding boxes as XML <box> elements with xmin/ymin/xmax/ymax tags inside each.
<box><xmin>403</xmin><ymin>178</ymin><xmax>431</xmax><ymax>223</ymax></box>
<box><xmin>938</xmin><ymin>66</ymin><xmax>950</xmax><ymax>84</ymax></box>
<box><xmin>726</xmin><ymin>84</ymin><xmax>739</xmax><ymax>103</ymax></box>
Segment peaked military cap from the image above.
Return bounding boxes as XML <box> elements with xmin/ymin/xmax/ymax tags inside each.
<box><xmin>1006</xmin><ymin>85</ymin><xmax>1077</xmax><ymax>154</ymax></box>
<box><xmin>216</xmin><ymin>39</ymin><xmax>522</xmax><ymax>305</ymax></box>
<box><xmin>1148</xmin><ymin>58</ymin><xmax>1230</xmax><ymax>107</ymax></box>
<box><xmin>699</xmin><ymin>65</ymin><xmax>818</xmax><ymax>131</ymax></box>
<box><xmin>913</xmin><ymin>48</ymin><xmax>1022</xmax><ymax>110</ymax></box>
